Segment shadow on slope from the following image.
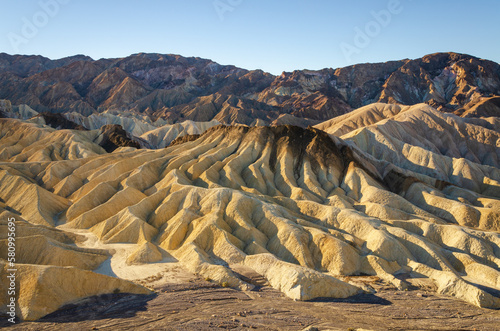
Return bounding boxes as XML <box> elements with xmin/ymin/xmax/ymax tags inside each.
<box><xmin>39</xmin><ymin>293</ymin><xmax>156</xmax><ymax>323</ymax></box>
<box><xmin>309</xmin><ymin>293</ymin><xmax>392</xmax><ymax>305</ymax></box>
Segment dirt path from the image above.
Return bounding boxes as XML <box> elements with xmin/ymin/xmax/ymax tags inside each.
<box><xmin>2</xmin><ymin>277</ymin><xmax>500</xmax><ymax>331</ymax></box>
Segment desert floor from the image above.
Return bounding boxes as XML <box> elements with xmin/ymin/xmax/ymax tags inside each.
<box><xmin>2</xmin><ymin>269</ymin><xmax>500</xmax><ymax>331</ymax></box>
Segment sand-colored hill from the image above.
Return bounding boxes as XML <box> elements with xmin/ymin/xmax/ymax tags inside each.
<box><xmin>0</xmin><ymin>260</ymin><xmax>151</xmax><ymax>321</ymax></box>
<box><xmin>139</xmin><ymin>119</ymin><xmax>220</xmax><ymax>148</ymax></box>
<box><xmin>63</xmin><ymin>111</ymin><xmax>220</xmax><ymax>148</ymax></box>
<box><xmin>0</xmin><ymin>119</ymin><xmax>106</xmax><ymax>161</ymax></box>
<box><xmin>314</xmin><ymin>103</ymin><xmax>408</xmax><ymax>136</ymax></box>
<box><xmin>0</xmin><ymin>103</ymin><xmax>499</xmax><ymax>321</ymax></box>
<box><xmin>64</xmin><ymin>110</ymin><xmax>168</xmax><ymax>136</ymax></box>
<box><xmin>0</xmin><ymin>217</ymin><xmax>151</xmax><ymax>321</ymax></box>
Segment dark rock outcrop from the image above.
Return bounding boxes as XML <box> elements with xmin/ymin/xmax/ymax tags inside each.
<box><xmin>97</xmin><ymin>124</ymin><xmax>141</xmax><ymax>152</ymax></box>
<box><xmin>35</xmin><ymin>112</ymin><xmax>87</xmax><ymax>130</ymax></box>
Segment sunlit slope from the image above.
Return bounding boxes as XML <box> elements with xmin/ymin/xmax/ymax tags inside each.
<box><xmin>139</xmin><ymin>119</ymin><xmax>220</xmax><ymax>148</ymax></box>
<box><xmin>317</xmin><ymin>104</ymin><xmax>500</xmax><ymax>230</ymax></box>
<box><xmin>0</xmin><ymin>215</ymin><xmax>151</xmax><ymax>321</ymax></box>
<box><xmin>315</xmin><ymin>103</ymin><xmax>409</xmax><ymax>136</ymax></box>
<box><xmin>63</xmin><ymin>111</ymin><xmax>220</xmax><ymax>149</ymax></box>
<box><xmin>0</xmin><ymin>119</ymin><xmax>106</xmax><ymax>161</ymax></box>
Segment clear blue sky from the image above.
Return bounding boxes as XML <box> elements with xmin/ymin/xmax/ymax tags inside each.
<box><xmin>0</xmin><ymin>0</ymin><xmax>498</xmax><ymax>75</ymax></box>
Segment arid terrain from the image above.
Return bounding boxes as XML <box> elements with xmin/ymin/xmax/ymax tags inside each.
<box><xmin>0</xmin><ymin>52</ymin><xmax>500</xmax><ymax>330</ymax></box>
<box><xmin>2</xmin><ymin>276</ymin><xmax>500</xmax><ymax>330</ymax></box>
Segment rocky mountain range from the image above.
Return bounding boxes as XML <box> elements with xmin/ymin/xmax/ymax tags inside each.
<box><xmin>0</xmin><ymin>51</ymin><xmax>500</xmax><ymax>326</ymax></box>
<box><xmin>1</xmin><ymin>52</ymin><xmax>499</xmax><ymax>127</ymax></box>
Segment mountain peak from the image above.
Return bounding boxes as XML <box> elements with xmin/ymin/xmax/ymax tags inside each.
<box><xmin>0</xmin><ymin>52</ymin><xmax>498</xmax><ymax>126</ymax></box>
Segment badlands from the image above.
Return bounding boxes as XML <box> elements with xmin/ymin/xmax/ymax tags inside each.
<box><xmin>0</xmin><ymin>101</ymin><xmax>500</xmax><ymax>329</ymax></box>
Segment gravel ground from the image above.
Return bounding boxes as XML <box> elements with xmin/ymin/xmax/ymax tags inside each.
<box><xmin>2</xmin><ymin>276</ymin><xmax>500</xmax><ymax>331</ymax></box>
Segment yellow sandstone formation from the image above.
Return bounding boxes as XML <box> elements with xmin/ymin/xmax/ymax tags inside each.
<box><xmin>0</xmin><ymin>103</ymin><xmax>499</xmax><ymax>320</ymax></box>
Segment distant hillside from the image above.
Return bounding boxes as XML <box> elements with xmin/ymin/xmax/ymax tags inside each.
<box><xmin>0</xmin><ymin>52</ymin><xmax>499</xmax><ymax>125</ymax></box>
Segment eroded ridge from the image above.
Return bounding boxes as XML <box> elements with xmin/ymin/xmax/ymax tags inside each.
<box><xmin>1</xmin><ymin>105</ymin><xmax>500</xmax><ymax>320</ymax></box>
